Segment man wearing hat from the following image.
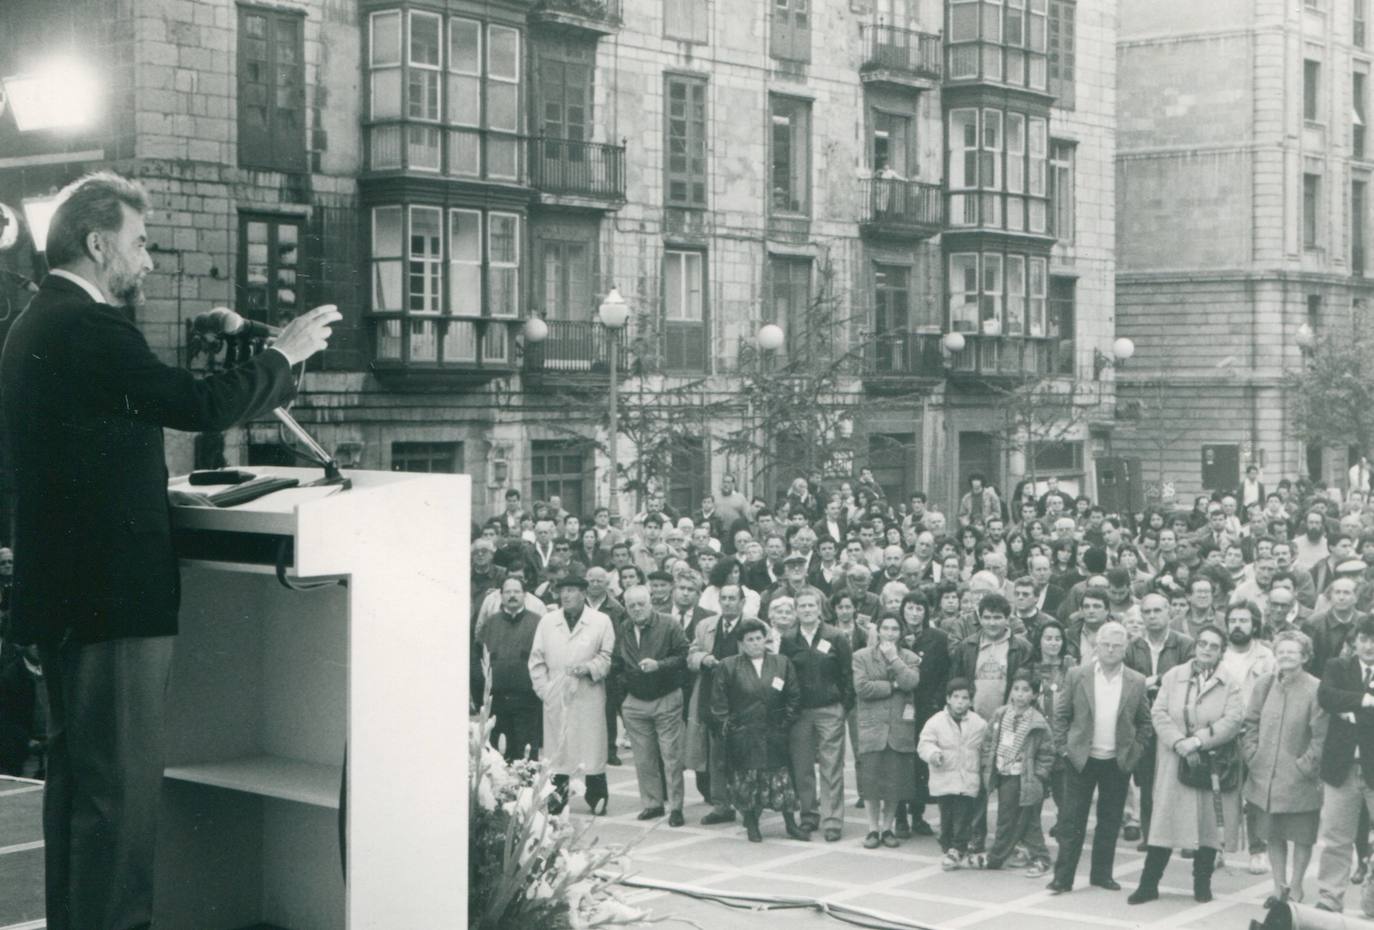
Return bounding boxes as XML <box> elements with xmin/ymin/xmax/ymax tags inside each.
<box><xmin>529</xmin><ymin>574</ymin><xmax>617</xmax><ymax>813</ymax></box>
<box><xmin>760</xmin><ymin>552</ymin><xmax>829</xmax><ymax>623</ymax></box>
<box><xmin>647</xmin><ymin>570</ymin><xmax>676</xmax><ymax>612</ymax></box>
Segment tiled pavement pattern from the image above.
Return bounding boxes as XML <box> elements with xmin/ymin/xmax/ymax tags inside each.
<box><xmin>569</xmin><ymin>749</ymin><xmax>1291</xmax><ymax>930</ymax></box>
<box><xmin>0</xmin><ymin>764</ymin><xmax>1350</xmax><ymax>930</ymax></box>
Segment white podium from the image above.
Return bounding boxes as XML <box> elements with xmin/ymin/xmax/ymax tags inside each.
<box><xmin>153</xmin><ymin>468</ymin><xmax>469</xmax><ymax>930</ymax></box>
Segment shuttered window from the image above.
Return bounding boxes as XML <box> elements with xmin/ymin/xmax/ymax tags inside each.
<box><xmin>771</xmin><ymin>0</ymin><xmax>811</xmax><ymax>62</ymax></box>
<box><xmin>238</xmin><ymin>7</ymin><xmax>306</xmax><ymax>171</ymax></box>
<box><xmin>665</xmin><ymin>74</ymin><xmax>707</xmax><ymax>208</ymax></box>
<box><xmin>664</xmin><ymin>250</ymin><xmax>706</xmax><ymax>371</ymax></box>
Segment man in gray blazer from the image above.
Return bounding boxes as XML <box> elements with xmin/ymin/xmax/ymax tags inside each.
<box><xmin>1048</xmin><ymin>621</ymin><xmax>1153</xmax><ymax>895</ymax></box>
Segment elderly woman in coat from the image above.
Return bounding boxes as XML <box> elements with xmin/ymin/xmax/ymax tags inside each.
<box><xmin>1128</xmin><ymin>625</ymin><xmax>1245</xmax><ymax>905</ymax></box>
<box><xmin>708</xmin><ymin>619</ymin><xmax>807</xmax><ymax>842</ymax></box>
<box><xmin>853</xmin><ymin>613</ymin><xmax>922</xmax><ymax>848</ymax></box>
<box><xmin>1241</xmin><ymin>630</ymin><xmax>1327</xmax><ymax>906</ymax></box>
<box><xmin>528</xmin><ymin>576</ymin><xmax>617</xmax><ymax>814</ymax></box>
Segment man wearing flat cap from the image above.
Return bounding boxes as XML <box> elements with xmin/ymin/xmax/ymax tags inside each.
<box><xmin>760</xmin><ymin>552</ymin><xmax>830</xmax><ymax>623</ymax></box>
<box><xmin>529</xmin><ymin>573</ymin><xmax>617</xmax><ymax>813</ymax></box>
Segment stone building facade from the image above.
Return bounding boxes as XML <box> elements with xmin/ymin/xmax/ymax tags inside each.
<box><xmin>0</xmin><ymin>0</ymin><xmax>1116</xmax><ymax>525</ymax></box>
<box><xmin>1115</xmin><ymin>0</ymin><xmax>1374</xmax><ymax>498</ymax></box>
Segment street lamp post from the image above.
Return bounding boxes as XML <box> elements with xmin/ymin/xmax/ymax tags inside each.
<box><xmin>598</xmin><ymin>287</ymin><xmax>630</xmax><ymax>525</ymax></box>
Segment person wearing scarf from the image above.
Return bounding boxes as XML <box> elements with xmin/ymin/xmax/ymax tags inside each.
<box><xmin>1129</xmin><ymin>625</ymin><xmax>1245</xmax><ymax>905</ymax></box>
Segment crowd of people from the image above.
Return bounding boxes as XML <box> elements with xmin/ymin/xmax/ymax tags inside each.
<box><xmin>474</xmin><ymin>464</ymin><xmax>1374</xmax><ymax>913</ymax></box>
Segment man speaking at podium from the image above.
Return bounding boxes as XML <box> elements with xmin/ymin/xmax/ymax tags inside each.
<box><xmin>0</xmin><ymin>172</ymin><xmax>339</xmax><ymax>930</ymax></box>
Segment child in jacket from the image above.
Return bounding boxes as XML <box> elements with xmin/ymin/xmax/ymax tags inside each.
<box><xmin>980</xmin><ymin>670</ymin><xmax>1056</xmax><ymax>877</ymax></box>
<box><xmin>918</xmin><ymin>678</ymin><xmax>987</xmax><ymax>869</ymax></box>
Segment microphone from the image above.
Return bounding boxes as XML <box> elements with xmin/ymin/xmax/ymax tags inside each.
<box><xmin>191</xmin><ymin>307</ymin><xmax>281</xmax><ymax>338</ymax></box>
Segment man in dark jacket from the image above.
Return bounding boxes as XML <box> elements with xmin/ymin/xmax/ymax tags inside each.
<box><xmin>478</xmin><ymin>577</ymin><xmax>545</xmax><ymax>762</ymax></box>
<box><xmin>0</xmin><ymin>172</ymin><xmax>336</xmax><ymax>930</ymax></box>
<box><xmin>780</xmin><ymin>589</ymin><xmax>855</xmax><ymax>842</ymax></box>
<box><xmin>614</xmin><ymin>585</ymin><xmax>690</xmax><ymax>825</ymax></box>
<box><xmin>1123</xmin><ymin>593</ymin><xmax>1194</xmax><ymax>848</ymax></box>
<box><xmin>1305</xmin><ymin>577</ymin><xmax>1368</xmax><ymax>676</ymax></box>
<box><xmin>1316</xmin><ymin>616</ymin><xmax>1374</xmax><ymax>910</ymax></box>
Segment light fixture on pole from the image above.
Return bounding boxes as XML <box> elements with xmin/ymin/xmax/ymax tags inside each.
<box><xmin>598</xmin><ymin>287</ymin><xmax>629</xmax><ymax>525</ymax></box>
<box><xmin>522</xmin><ymin>316</ymin><xmax>548</xmax><ymax>344</ymax></box>
<box><xmin>941</xmin><ymin>331</ymin><xmax>966</xmax><ymax>353</ymax></box>
<box><xmin>1093</xmin><ymin>336</ymin><xmax>1135</xmax><ymax>381</ymax></box>
<box><xmin>756</xmin><ymin>323</ymin><xmax>785</xmax><ymax>352</ymax></box>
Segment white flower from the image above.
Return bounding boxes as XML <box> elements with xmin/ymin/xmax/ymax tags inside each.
<box><xmin>476</xmin><ymin>777</ymin><xmax>497</xmax><ymax>812</ymax></box>
<box><xmin>561</xmin><ymin>850</ymin><xmax>590</xmax><ymax>879</ymax></box>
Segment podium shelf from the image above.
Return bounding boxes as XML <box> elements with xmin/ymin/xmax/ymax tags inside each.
<box><xmin>164</xmin><ymin>755</ymin><xmax>341</xmax><ymax>809</ymax></box>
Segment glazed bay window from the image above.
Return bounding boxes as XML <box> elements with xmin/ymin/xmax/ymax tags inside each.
<box><xmin>947</xmin><ymin>0</ymin><xmax>1048</xmax><ymax>92</ymax></box>
<box><xmin>367</xmin><ymin>10</ymin><xmax>523</xmax><ymax>179</ymax></box>
<box><xmin>370</xmin><ymin>205</ymin><xmax>521</xmax><ymax>366</ymax></box>
<box><xmin>948</xmin><ymin>252</ymin><xmax>1048</xmax><ymax>335</ymax></box>
<box><xmin>949</xmin><ymin>106</ymin><xmax>1049</xmax><ymax>232</ymax></box>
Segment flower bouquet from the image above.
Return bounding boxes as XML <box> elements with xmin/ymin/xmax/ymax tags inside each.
<box><xmin>469</xmin><ymin>660</ymin><xmax>659</xmax><ymax>930</ymax></box>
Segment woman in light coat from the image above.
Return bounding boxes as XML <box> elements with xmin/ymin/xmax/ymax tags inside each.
<box><xmin>853</xmin><ymin>614</ymin><xmax>922</xmax><ymax>848</ymax></box>
<box><xmin>1241</xmin><ymin>630</ymin><xmax>1327</xmax><ymax>906</ymax></box>
<box><xmin>527</xmin><ymin>580</ymin><xmax>617</xmax><ymax>814</ymax></box>
<box><xmin>1129</xmin><ymin>625</ymin><xmax>1245</xmax><ymax>905</ymax></box>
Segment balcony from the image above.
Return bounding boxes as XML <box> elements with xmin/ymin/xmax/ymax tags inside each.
<box><xmin>946</xmin><ymin>335</ymin><xmax>1059</xmax><ymax>382</ymax></box>
<box><xmin>529</xmin><ymin>0</ymin><xmax>621</xmax><ymax>36</ymax></box>
<box><xmin>858</xmin><ymin>178</ymin><xmax>943</xmax><ymax>239</ymax></box>
<box><xmin>370</xmin><ymin>316</ymin><xmax>519</xmax><ymax>386</ymax></box>
<box><xmin>860</xmin><ymin>25</ymin><xmax>942</xmax><ymax>89</ymax></box>
<box><xmin>528</xmin><ymin>136</ymin><xmax>626</xmax><ymax>209</ymax></box>
<box><xmin>523</xmin><ymin>319</ymin><xmax>629</xmax><ymax>389</ymax></box>
<box><xmin>860</xmin><ymin>332</ymin><xmax>947</xmax><ymax>392</ymax></box>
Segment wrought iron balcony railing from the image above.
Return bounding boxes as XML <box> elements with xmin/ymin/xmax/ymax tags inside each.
<box><xmin>946</xmin><ymin>334</ymin><xmax>1058</xmax><ymax>379</ymax></box>
<box><xmin>857</xmin><ymin>177</ymin><xmax>944</xmax><ymax>237</ymax></box>
<box><xmin>523</xmin><ymin>318</ymin><xmax>630</xmax><ymax>381</ymax></box>
<box><xmin>860</xmin><ymin>24</ymin><xmax>942</xmax><ymax>82</ymax></box>
<box><xmin>528</xmin><ymin>136</ymin><xmax>626</xmax><ymax>202</ymax></box>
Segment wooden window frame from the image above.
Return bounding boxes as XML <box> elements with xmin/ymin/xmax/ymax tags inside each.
<box><xmin>238</xmin><ymin>5</ymin><xmax>307</xmax><ymax>172</ymax></box>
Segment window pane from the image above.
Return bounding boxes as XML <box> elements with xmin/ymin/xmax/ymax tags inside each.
<box><xmin>377</xmin><ymin>318</ymin><xmax>402</xmax><ymax>358</ymax></box>
<box><xmin>1005</xmin><ymin>255</ymin><xmax>1025</xmax><ymax>334</ymax></box>
<box><xmin>666</xmin><ymin>253</ymin><xmax>683</xmax><ymax>320</ymax></box>
<box><xmin>408</xmin><ymin>70</ymin><xmax>440</xmax><ymax>121</ymax></box>
<box><xmin>373</xmin><ymin>206</ymin><xmax>402</xmax><ymax>256</ymax></box>
<box><xmin>482</xmin><ymin>323</ymin><xmax>510</xmax><ymax>363</ymax></box>
<box><xmin>489</xmin><ymin>26</ymin><xmax>520</xmax><ymax>80</ymax></box>
<box><xmin>451</xmin><ymin>19</ymin><xmax>480</xmax><ymax>73</ymax></box>
<box><xmin>451</xmin><ymin>210</ymin><xmax>481</xmax><ymax>261</ymax></box>
<box><xmin>447</xmin><ymin>73</ymin><xmax>480</xmax><ymax>125</ymax></box>
<box><xmin>488</xmin><ymin>82</ymin><xmax>518</xmax><ymax>132</ymax></box>
<box><xmin>444</xmin><ymin>320</ymin><xmax>478</xmax><ymax>361</ymax></box>
<box><xmin>490</xmin><ymin>214</ymin><xmax>518</xmax><ymax>263</ymax></box>
<box><xmin>488</xmin><ymin>136</ymin><xmax>518</xmax><ymax>178</ymax></box>
<box><xmin>410</xmin><ymin>12</ymin><xmax>441</xmax><ymax>66</ymax></box>
<box><xmin>408</xmin><ymin>125</ymin><xmax>441</xmax><ymax>170</ymax></box>
<box><xmin>371</xmin><ymin>11</ymin><xmax>401</xmax><ymax>66</ymax></box>
<box><xmin>950</xmin><ymin>253</ymin><xmax>980</xmax><ymax>331</ymax></box>
<box><xmin>449</xmin><ymin>129</ymin><xmax>481</xmax><ymax>175</ymax></box>
<box><xmin>410</xmin><ymin>319</ymin><xmax>438</xmax><ymax>361</ymax></box>
<box><xmin>490</xmin><ymin>267</ymin><xmax>517</xmax><ymax>317</ymax></box>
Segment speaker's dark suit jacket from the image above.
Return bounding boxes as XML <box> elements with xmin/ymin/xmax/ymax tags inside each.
<box><xmin>1317</xmin><ymin>654</ymin><xmax>1374</xmax><ymax>788</ymax></box>
<box><xmin>0</xmin><ymin>274</ymin><xmax>297</xmax><ymax>646</ymax></box>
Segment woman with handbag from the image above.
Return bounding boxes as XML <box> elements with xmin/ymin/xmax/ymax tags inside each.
<box><xmin>1128</xmin><ymin>625</ymin><xmax>1246</xmax><ymax>905</ymax></box>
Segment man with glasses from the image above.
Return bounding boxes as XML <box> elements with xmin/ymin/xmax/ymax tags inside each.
<box><xmin>1264</xmin><ymin>579</ymin><xmax>1307</xmax><ymax>636</ymax></box>
<box><xmin>1047</xmin><ymin>621</ymin><xmax>1152</xmax><ymax>895</ymax></box>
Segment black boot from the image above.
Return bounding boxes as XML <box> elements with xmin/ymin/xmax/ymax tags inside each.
<box><xmin>549</xmin><ymin>775</ymin><xmax>570</xmax><ymax>814</ymax></box>
<box><xmin>782</xmin><ymin>810</ymin><xmax>811</xmax><ymax>841</ymax></box>
<box><xmin>1129</xmin><ymin>846</ymin><xmax>1171</xmax><ymax>905</ymax></box>
<box><xmin>744</xmin><ymin>812</ymin><xmax>763</xmax><ymax>843</ymax></box>
<box><xmin>1193</xmin><ymin>847</ymin><xmax>1217</xmax><ymax>903</ymax></box>
<box><xmin>584</xmin><ymin>774</ymin><xmax>608</xmax><ymax>815</ymax></box>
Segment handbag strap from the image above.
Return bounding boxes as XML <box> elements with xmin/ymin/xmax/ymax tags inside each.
<box><xmin>1186</xmin><ymin>672</ymin><xmax>1227</xmax><ymax>833</ymax></box>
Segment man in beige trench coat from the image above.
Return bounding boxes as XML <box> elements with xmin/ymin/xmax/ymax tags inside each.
<box><xmin>529</xmin><ymin>575</ymin><xmax>617</xmax><ymax>813</ymax></box>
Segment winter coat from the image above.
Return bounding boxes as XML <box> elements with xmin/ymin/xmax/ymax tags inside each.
<box><xmin>528</xmin><ymin>607</ymin><xmax>616</xmax><ymax>777</ymax></box>
<box><xmin>709</xmin><ymin>652</ymin><xmax>801</xmax><ymax>771</ymax></box>
<box><xmin>950</xmin><ymin>632</ymin><xmax>1035</xmax><ymax>706</ymax></box>
<box><xmin>918</xmin><ymin>708</ymin><xmax>987</xmax><ymax>798</ymax></box>
<box><xmin>901</xmin><ymin>623</ymin><xmax>952</xmax><ymax>724</ymax></box>
<box><xmin>1241</xmin><ymin>670</ymin><xmax>1327</xmax><ymax>814</ymax></box>
<box><xmin>1148</xmin><ymin>662</ymin><xmax>1246</xmax><ymax>852</ymax></box>
<box><xmin>979</xmin><ymin>704</ymin><xmax>1055</xmax><ymax>807</ymax></box>
<box><xmin>852</xmin><ymin>644</ymin><xmax>922</xmax><ymax>754</ymax></box>
<box><xmin>684</xmin><ymin>615</ymin><xmax>741</xmax><ymax>769</ymax></box>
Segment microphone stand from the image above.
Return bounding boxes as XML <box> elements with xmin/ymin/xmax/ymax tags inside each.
<box><xmin>273</xmin><ymin>407</ymin><xmax>350</xmax><ymax>489</ymax></box>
